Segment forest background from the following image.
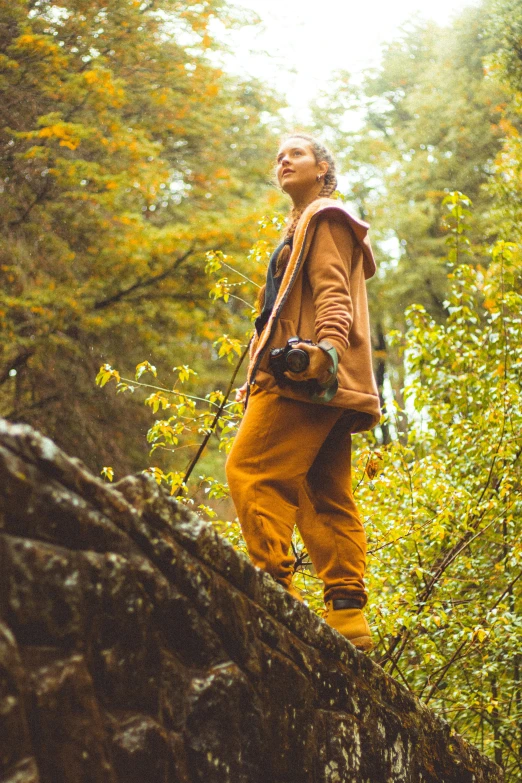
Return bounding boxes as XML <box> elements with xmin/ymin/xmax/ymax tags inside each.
<box><xmin>1</xmin><ymin>0</ymin><xmax>521</xmax><ymax>777</ymax></box>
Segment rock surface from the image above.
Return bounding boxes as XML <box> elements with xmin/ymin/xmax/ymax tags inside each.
<box><xmin>0</xmin><ymin>418</ymin><xmax>503</xmax><ymax>783</ymax></box>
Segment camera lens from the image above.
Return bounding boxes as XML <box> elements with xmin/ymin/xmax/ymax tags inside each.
<box><xmin>286</xmin><ymin>348</ymin><xmax>309</xmax><ymax>373</ymax></box>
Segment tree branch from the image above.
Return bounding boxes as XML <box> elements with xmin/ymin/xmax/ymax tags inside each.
<box><xmin>92</xmin><ymin>246</ymin><xmax>198</xmax><ymax>311</ymax></box>
<box><xmin>8</xmin><ymin>178</ymin><xmax>51</xmax><ymax>227</ymax></box>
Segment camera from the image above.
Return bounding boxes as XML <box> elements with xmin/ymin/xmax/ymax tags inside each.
<box><xmin>269</xmin><ymin>336</ymin><xmax>314</xmax><ymax>386</ymax></box>
<box><xmin>268</xmin><ymin>335</ymin><xmax>339</xmax><ymax>403</ymax></box>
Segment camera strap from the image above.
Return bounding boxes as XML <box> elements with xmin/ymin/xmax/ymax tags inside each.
<box><xmin>310</xmin><ymin>341</ymin><xmax>339</xmax><ymax>403</ymax></box>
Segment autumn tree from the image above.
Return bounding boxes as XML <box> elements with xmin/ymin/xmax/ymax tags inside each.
<box><xmin>0</xmin><ymin>0</ymin><xmax>283</xmax><ymax>472</ymax></box>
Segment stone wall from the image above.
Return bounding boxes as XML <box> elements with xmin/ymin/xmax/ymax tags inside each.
<box><xmin>0</xmin><ymin>419</ymin><xmax>503</xmax><ymax>783</ymax></box>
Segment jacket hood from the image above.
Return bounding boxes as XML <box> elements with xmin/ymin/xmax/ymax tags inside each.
<box><xmin>302</xmin><ymin>198</ymin><xmax>377</xmax><ymax>280</ymax></box>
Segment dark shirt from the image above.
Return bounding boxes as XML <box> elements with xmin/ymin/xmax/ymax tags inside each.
<box><xmin>254</xmin><ymin>239</ymin><xmax>290</xmax><ymax>336</ymax></box>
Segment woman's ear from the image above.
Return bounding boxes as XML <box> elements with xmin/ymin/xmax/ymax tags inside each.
<box><xmin>318</xmin><ymin>161</ymin><xmax>329</xmax><ymax>178</ymax></box>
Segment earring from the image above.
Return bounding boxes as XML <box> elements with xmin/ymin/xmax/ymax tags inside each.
<box><xmin>316</xmin><ymin>174</ymin><xmax>323</xmax><ymax>182</ymax></box>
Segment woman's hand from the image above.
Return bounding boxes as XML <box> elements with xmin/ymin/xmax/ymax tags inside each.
<box><xmin>283</xmin><ymin>343</ymin><xmax>333</xmax><ymax>385</ymax></box>
<box><xmin>235</xmin><ymin>382</ymin><xmax>248</xmax><ymax>404</ymax></box>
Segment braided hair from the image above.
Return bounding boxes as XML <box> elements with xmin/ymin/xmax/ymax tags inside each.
<box><xmin>256</xmin><ymin>134</ymin><xmax>338</xmax><ymax>313</ymax></box>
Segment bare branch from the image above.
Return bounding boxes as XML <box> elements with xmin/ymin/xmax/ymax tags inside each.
<box><xmin>92</xmin><ymin>246</ymin><xmax>197</xmax><ymax>310</ymax></box>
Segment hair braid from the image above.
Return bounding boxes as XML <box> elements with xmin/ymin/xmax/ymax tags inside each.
<box><xmin>256</xmin><ymin>134</ymin><xmax>338</xmax><ymax>313</ymax></box>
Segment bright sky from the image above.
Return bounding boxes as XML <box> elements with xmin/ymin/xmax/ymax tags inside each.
<box><xmin>219</xmin><ymin>0</ymin><xmax>480</xmax><ymax>121</ymax></box>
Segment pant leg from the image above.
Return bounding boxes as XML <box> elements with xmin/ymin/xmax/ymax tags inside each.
<box><xmin>225</xmin><ymin>387</ymin><xmax>344</xmax><ymax>588</ymax></box>
<box><xmin>296</xmin><ymin>411</ymin><xmax>368</xmax><ymax>606</ymax></box>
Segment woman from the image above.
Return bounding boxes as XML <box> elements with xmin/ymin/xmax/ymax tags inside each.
<box><xmin>226</xmin><ymin>133</ymin><xmax>381</xmax><ymax>651</ymax></box>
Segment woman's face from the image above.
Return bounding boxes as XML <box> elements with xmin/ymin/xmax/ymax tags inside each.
<box><xmin>276</xmin><ymin>138</ymin><xmax>328</xmax><ymax>202</ymax></box>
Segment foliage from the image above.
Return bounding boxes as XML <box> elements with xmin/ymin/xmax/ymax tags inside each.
<box><xmin>481</xmin><ymin>0</ymin><xmax>522</xmax><ymax>243</ymax></box>
<box><xmin>356</xmin><ymin>235</ymin><xmax>522</xmax><ymax>776</ymax></box>
<box><xmin>302</xmin><ymin>195</ymin><xmax>521</xmax><ymax>777</ymax></box>
<box><xmin>0</xmin><ymin>0</ymin><xmax>283</xmax><ymax>472</ymax></box>
<box><xmin>96</xmin><ymin>216</ymin><xmax>277</xmax><ymax>538</ymax></box>
<box><xmin>487</xmin><ymin>0</ymin><xmax>522</xmax><ymax>91</ymax></box>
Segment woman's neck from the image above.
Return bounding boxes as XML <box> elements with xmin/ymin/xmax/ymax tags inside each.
<box><xmin>290</xmin><ymin>184</ymin><xmax>324</xmax><ymax>211</ymax></box>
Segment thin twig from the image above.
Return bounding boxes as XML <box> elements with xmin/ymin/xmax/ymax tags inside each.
<box><xmin>118</xmin><ymin>376</ymin><xmax>222</xmax><ymax>408</ymax></box>
<box><xmin>175</xmin><ymin>344</ymin><xmax>249</xmax><ymax>495</ymax></box>
<box><xmin>220</xmin><ymin>260</ymin><xmax>261</xmax><ymax>289</ymax></box>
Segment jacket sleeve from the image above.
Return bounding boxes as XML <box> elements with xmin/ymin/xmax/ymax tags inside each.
<box><xmin>304</xmin><ymin>212</ymin><xmax>355</xmax><ymax>361</ymax></box>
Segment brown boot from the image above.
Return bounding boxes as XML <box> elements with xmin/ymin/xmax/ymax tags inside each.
<box><xmin>324</xmin><ymin>599</ymin><xmax>373</xmax><ymax>651</ymax></box>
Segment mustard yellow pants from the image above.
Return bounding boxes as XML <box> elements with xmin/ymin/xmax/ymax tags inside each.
<box><xmin>226</xmin><ymin>386</ymin><xmax>368</xmax><ymax>606</ymax></box>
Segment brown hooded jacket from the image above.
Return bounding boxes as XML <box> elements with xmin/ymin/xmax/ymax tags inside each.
<box><xmin>247</xmin><ymin>197</ymin><xmax>381</xmax><ymax>431</ymax></box>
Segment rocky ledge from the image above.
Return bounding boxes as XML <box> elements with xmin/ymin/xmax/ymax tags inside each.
<box><xmin>0</xmin><ymin>419</ymin><xmax>503</xmax><ymax>782</ymax></box>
